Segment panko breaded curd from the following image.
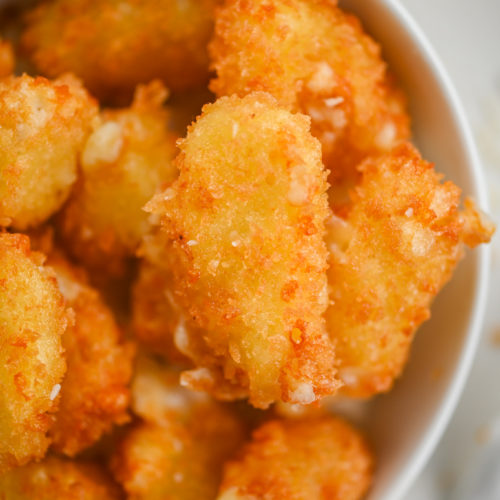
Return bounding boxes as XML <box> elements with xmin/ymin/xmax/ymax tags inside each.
<box><xmin>46</xmin><ymin>252</ymin><xmax>134</xmax><ymax>456</ymax></box>
<box><xmin>58</xmin><ymin>80</ymin><xmax>178</xmax><ymax>277</ymax></box>
<box><xmin>0</xmin><ymin>456</ymin><xmax>121</xmax><ymax>499</ymax></box>
<box><xmin>0</xmin><ymin>37</ymin><xmax>14</xmax><ymax>77</ymax></box>
<box><xmin>111</xmin><ymin>354</ymin><xmax>246</xmax><ymax>500</ymax></box>
<box><xmin>327</xmin><ymin>144</ymin><xmax>495</xmax><ymax>397</ymax></box>
<box><xmin>145</xmin><ymin>92</ymin><xmax>340</xmax><ymax>409</ymax></box>
<box><xmin>136</xmin><ymin>230</ymin><xmax>220</xmax><ymax>372</ymax></box>
<box><xmin>0</xmin><ymin>233</ymin><xmax>67</xmax><ymax>472</ymax></box>
<box><xmin>217</xmin><ymin>416</ymin><xmax>373</xmax><ymax>500</ymax></box>
<box><xmin>210</xmin><ymin>0</ymin><xmax>410</xmax><ymax>206</ymax></box>
<box><xmin>23</xmin><ymin>0</ymin><xmax>220</xmax><ymax>103</ymax></box>
<box><xmin>132</xmin><ymin>260</ymin><xmax>189</xmax><ymax>364</ymax></box>
<box><xmin>0</xmin><ymin>73</ymin><xmax>97</xmax><ymax>230</ymax></box>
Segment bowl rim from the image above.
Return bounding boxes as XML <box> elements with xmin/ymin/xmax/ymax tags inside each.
<box><xmin>376</xmin><ymin>1</ymin><xmax>491</xmax><ymax>499</ymax></box>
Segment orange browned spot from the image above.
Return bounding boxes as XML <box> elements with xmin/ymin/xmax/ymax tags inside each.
<box><xmin>281</xmin><ymin>280</ymin><xmax>299</xmax><ymax>302</ymax></box>
<box><xmin>298</xmin><ymin>215</ymin><xmax>317</xmax><ymax>235</ymax></box>
<box><xmin>14</xmin><ymin>373</ymin><xmax>30</xmax><ymax>401</ymax></box>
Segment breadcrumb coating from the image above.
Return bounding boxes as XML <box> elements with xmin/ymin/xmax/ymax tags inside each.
<box><xmin>209</xmin><ymin>0</ymin><xmax>410</xmax><ymax>206</ymax></box>
<box><xmin>145</xmin><ymin>92</ymin><xmax>339</xmax><ymax>408</ymax></box>
<box><xmin>132</xmin><ymin>261</ymin><xmax>189</xmax><ymax>364</ymax></box>
<box><xmin>58</xmin><ymin>80</ymin><xmax>178</xmax><ymax>277</ymax></box>
<box><xmin>0</xmin><ymin>456</ymin><xmax>122</xmax><ymax>499</ymax></box>
<box><xmin>23</xmin><ymin>0</ymin><xmax>220</xmax><ymax>103</ymax></box>
<box><xmin>0</xmin><ymin>73</ymin><xmax>97</xmax><ymax>230</ymax></box>
<box><xmin>46</xmin><ymin>252</ymin><xmax>134</xmax><ymax>456</ymax></box>
<box><xmin>111</xmin><ymin>354</ymin><xmax>246</xmax><ymax>500</ymax></box>
<box><xmin>0</xmin><ymin>233</ymin><xmax>67</xmax><ymax>472</ymax></box>
<box><xmin>218</xmin><ymin>416</ymin><xmax>373</xmax><ymax>500</ymax></box>
<box><xmin>326</xmin><ymin>143</ymin><xmax>495</xmax><ymax>397</ymax></box>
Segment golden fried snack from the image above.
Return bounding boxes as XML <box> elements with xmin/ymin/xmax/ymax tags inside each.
<box><xmin>210</xmin><ymin>0</ymin><xmax>410</xmax><ymax>206</ymax></box>
<box><xmin>0</xmin><ymin>73</ymin><xmax>97</xmax><ymax>230</ymax></box>
<box><xmin>111</xmin><ymin>355</ymin><xmax>246</xmax><ymax>500</ymax></box>
<box><xmin>0</xmin><ymin>456</ymin><xmax>122</xmax><ymax>499</ymax></box>
<box><xmin>23</xmin><ymin>0</ymin><xmax>220</xmax><ymax>103</ymax></box>
<box><xmin>130</xmin><ymin>354</ymin><xmax>236</xmax><ymax>425</ymax></box>
<box><xmin>0</xmin><ymin>233</ymin><xmax>67</xmax><ymax>472</ymax></box>
<box><xmin>132</xmin><ymin>261</ymin><xmax>189</xmax><ymax>364</ymax></box>
<box><xmin>326</xmin><ymin>143</ymin><xmax>495</xmax><ymax>397</ymax></box>
<box><xmin>58</xmin><ymin>81</ymin><xmax>178</xmax><ymax>277</ymax></box>
<box><xmin>44</xmin><ymin>251</ymin><xmax>134</xmax><ymax>456</ymax></box>
<box><xmin>0</xmin><ymin>37</ymin><xmax>14</xmax><ymax>77</ymax></box>
<box><xmin>145</xmin><ymin>92</ymin><xmax>339</xmax><ymax>409</ymax></box>
<box><xmin>217</xmin><ymin>416</ymin><xmax>373</xmax><ymax>500</ymax></box>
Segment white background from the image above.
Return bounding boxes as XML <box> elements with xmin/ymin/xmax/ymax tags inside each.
<box><xmin>401</xmin><ymin>0</ymin><xmax>500</xmax><ymax>498</ymax></box>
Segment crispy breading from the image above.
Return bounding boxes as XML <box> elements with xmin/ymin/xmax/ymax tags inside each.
<box><xmin>145</xmin><ymin>92</ymin><xmax>339</xmax><ymax>409</ymax></box>
<box><xmin>111</xmin><ymin>354</ymin><xmax>246</xmax><ymax>500</ymax></box>
<box><xmin>0</xmin><ymin>456</ymin><xmax>122</xmax><ymax>499</ymax></box>
<box><xmin>132</xmin><ymin>261</ymin><xmax>189</xmax><ymax>364</ymax></box>
<box><xmin>209</xmin><ymin>0</ymin><xmax>410</xmax><ymax>207</ymax></box>
<box><xmin>326</xmin><ymin>144</ymin><xmax>495</xmax><ymax>397</ymax></box>
<box><xmin>58</xmin><ymin>81</ymin><xmax>178</xmax><ymax>277</ymax></box>
<box><xmin>0</xmin><ymin>233</ymin><xmax>67</xmax><ymax>472</ymax></box>
<box><xmin>0</xmin><ymin>37</ymin><xmax>14</xmax><ymax>77</ymax></box>
<box><xmin>23</xmin><ymin>0</ymin><xmax>220</xmax><ymax>103</ymax></box>
<box><xmin>217</xmin><ymin>416</ymin><xmax>373</xmax><ymax>500</ymax></box>
<box><xmin>0</xmin><ymin>73</ymin><xmax>97</xmax><ymax>230</ymax></box>
<box><xmin>47</xmin><ymin>253</ymin><xmax>134</xmax><ymax>456</ymax></box>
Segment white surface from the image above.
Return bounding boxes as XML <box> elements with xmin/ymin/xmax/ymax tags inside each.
<box><xmin>400</xmin><ymin>0</ymin><xmax>500</xmax><ymax>498</ymax></box>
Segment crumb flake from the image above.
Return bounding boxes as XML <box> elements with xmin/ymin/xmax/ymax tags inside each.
<box><xmin>289</xmin><ymin>382</ymin><xmax>315</xmax><ymax>404</ymax></box>
<box><xmin>49</xmin><ymin>383</ymin><xmax>61</xmax><ymax>401</ymax></box>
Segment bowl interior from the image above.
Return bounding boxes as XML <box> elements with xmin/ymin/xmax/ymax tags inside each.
<box><xmin>335</xmin><ymin>1</ymin><xmax>489</xmax><ymax>499</ymax></box>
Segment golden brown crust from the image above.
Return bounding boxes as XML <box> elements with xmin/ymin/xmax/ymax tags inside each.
<box><xmin>145</xmin><ymin>92</ymin><xmax>339</xmax><ymax>408</ymax></box>
<box><xmin>0</xmin><ymin>73</ymin><xmax>98</xmax><ymax>230</ymax></box>
<box><xmin>47</xmin><ymin>254</ymin><xmax>135</xmax><ymax>456</ymax></box>
<box><xmin>326</xmin><ymin>143</ymin><xmax>495</xmax><ymax>397</ymax></box>
<box><xmin>129</xmin><ymin>354</ymin><xmax>203</xmax><ymax>426</ymax></box>
<box><xmin>131</xmin><ymin>260</ymin><xmax>189</xmax><ymax>364</ymax></box>
<box><xmin>0</xmin><ymin>233</ymin><xmax>67</xmax><ymax>472</ymax></box>
<box><xmin>209</xmin><ymin>0</ymin><xmax>410</xmax><ymax>208</ymax></box>
<box><xmin>111</xmin><ymin>354</ymin><xmax>246</xmax><ymax>500</ymax></box>
<box><xmin>28</xmin><ymin>226</ymin><xmax>135</xmax><ymax>455</ymax></box>
<box><xmin>23</xmin><ymin>0</ymin><xmax>220</xmax><ymax>103</ymax></box>
<box><xmin>57</xmin><ymin>80</ymin><xmax>177</xmax><ymax>277</ymax></box>
<box><xmin>0</xmin><ymin>38</ymin><xmax>14</xmax><ymax>78</ymax></box>
<box><xmin>218</xmin><ymin>416</ymin><xmax>373</xmax><ymax>500</ymax></box>
<box><xmin>0</xmin><ymin>456</ymin><xmax>123</xmax><ymax>499</ymax></box>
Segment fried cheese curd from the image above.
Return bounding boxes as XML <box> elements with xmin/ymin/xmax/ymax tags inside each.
<box><xmin>44</xmin><ymin>252</ymin><xmax>134</xmax><ymax>456</ymax></box>
<box><xmin>145</xmin><ymin>92</ymin><xmax>339</xmax><ymax>409</ymax></box>
<box><xmin>23</xmin><ymin>0</ymin><xmax>220</xmax><ymax>103</ymax></box>
<box><xmin>111</xmin><ymin>354</ymin><xmax>246</xmax><ymax>500</ymax></box>
<box><xmin>0</xmin><ymin>233</ymin><xmax>67</xmax><ymax>472</ymax></box>
<box><xmin>217</xmin><ymin>416</ymin><xmax>373</xmax><ymax>500</ymax></box>
<box><xmin>0</xmin><ymin>37</ymin><xmax>14</xmax><ymax>77</ymax></box>
<box><xmin>58</xmin><ymin>81</ymin><xmax>178</xmax><ymax>277</ymax></box>
<box><xmin>326</xmin><ymin>143</ymin><xmax>495</xmax><ymax>397</ymax></box>
<box><xmin>0</xmin><ymin>73</ymin><xmax>97</xmax><ymax>230</ymax></box>
<box><xmin>209</xmin><ymin>0</ymin><xmax>410</xmax><ymax>206</ymax></box>
<box><xmin>132</xmin><ymin>260</ymin><xmax>189</xmax><ymax>364</ymax></box>
<box><xmin>0</xmin><ymin>456</ymin><xmax>122</xmax><ymax>499</ymax></box>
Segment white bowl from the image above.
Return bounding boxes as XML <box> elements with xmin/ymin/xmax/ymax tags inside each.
<box><xmin>0</xmin><ymin>0</ymin><xmax>489</xmax><ymax>497</ymax></box>
<box><xmin>336</xmin><ymin>1</ymin><xmax>491</xmax><ymax>499</ymax></box>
